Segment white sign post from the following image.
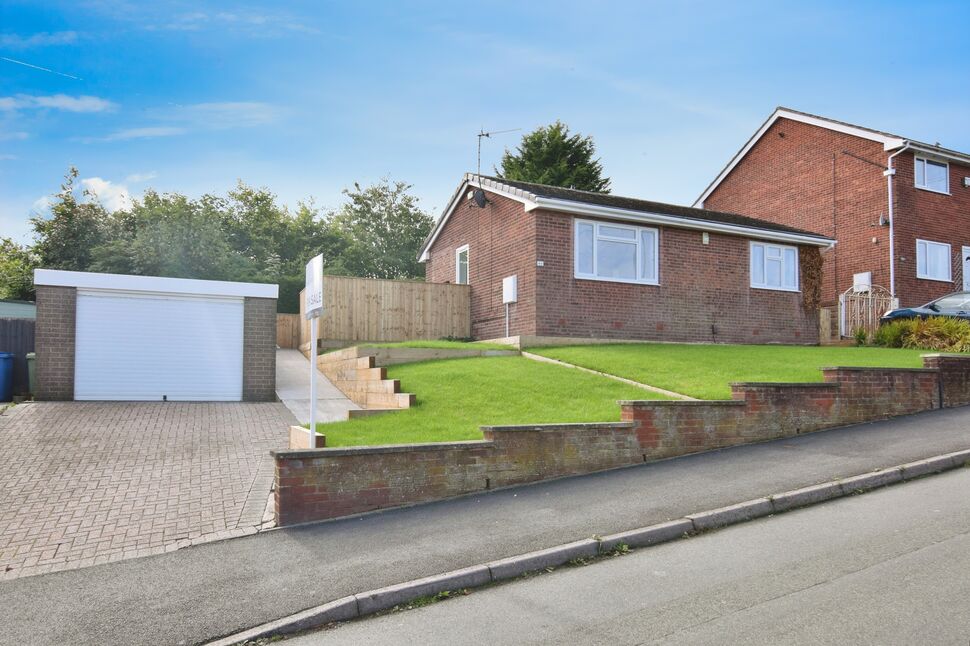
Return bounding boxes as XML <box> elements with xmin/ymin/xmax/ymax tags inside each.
<box><xmin>305</xmin><ymin>254</ymin><xmax>324</xmax><ymax>448</ymax></box>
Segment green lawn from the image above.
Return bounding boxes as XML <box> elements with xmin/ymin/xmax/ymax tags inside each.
<box><xmin>533</xmin><ymin>344</ymin><xmax>933</xmax><ymax>400</ymax></box>
<box><xmin>317</xmin><ymin>355</ymin><xmax>668</xmax><ymax>447</ymax></box>
<box><xmin>364</xmin><ymin>340</ymin><xmax>514</xmax><ymax>351</ymax></box>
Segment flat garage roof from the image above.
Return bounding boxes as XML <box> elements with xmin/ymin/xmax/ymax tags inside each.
<box><xmin>34</xmin><ymin>269</ymin><xmax>279</xmax><ymax>299</ymax></box>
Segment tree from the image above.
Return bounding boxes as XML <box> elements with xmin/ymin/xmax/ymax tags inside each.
<box><xmin>0</xmin><ymin>238</ymin><xmax>36</xmax><ymax>300</ymax></box>
<box><xmin>327</xmin><ymin>179</ymin><xmax>434</xmax><ymax>280</ymax></box>
<box><xmin>498</xmin><ymin>121</ymin><xmax>611</xmax><ymax>193</ymax></box>
<box><xmin>31</xmin><ymin>168</ymin><xmax>110</xmax><ymax>270</ymax></box>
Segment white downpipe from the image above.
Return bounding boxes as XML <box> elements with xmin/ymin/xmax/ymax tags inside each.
<box><xmin>886</xmin><ymin>144</ymin><xmax>910</xmax><ymax>301</ymax></box>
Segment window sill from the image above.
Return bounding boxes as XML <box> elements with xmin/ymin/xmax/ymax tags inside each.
<box><xmin>915</xmin><ymin>186</ymin><xmax>950</xmax><ymax>196</ymax></box>
<box><xmin>751</xmin><ymin>284</ymin><xmax>801</xmax><ymax>293</ymax></box>
<box><xmin>916</xmin><ymin>274</ymin><xmax>953</xmax><ymax>283</ymax></box>
<box><xmin>574</xmin><ymin>274</ymin><xmax>660</xmax><ymax>287</ymax></box>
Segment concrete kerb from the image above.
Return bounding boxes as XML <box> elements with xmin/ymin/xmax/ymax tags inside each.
<box><xmin>207</xmin><ymin>448</ymin><xmax>970</xmax><ymax>645</ymax></box>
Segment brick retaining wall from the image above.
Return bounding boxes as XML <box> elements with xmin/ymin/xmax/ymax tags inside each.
<box><xmin>273</xmin><ymin>354</ymin><xmax>970</xmax><ymax>526</ymax></box>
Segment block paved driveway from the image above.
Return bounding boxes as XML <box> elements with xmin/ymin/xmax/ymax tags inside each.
<box><xmin>0</xmin><ymin>401</ymin><xmax>295</xmax><ymax>580</ymax></box>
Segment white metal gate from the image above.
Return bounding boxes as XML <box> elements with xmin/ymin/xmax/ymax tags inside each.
<box><xmin>839</xmin><ymin>285</ymin><xmax>896</xmax><ymax>338</ymax></box>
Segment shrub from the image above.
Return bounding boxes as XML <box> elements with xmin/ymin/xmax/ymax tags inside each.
<box><xmin>853</xmin><ymin>327</ymin><xmax>869</xmax><ymax>346</ymax></box>
<box><xmin>874</xmin><ymin>317</ymin><xmax>970</xmax><ymax>353</ymax></box>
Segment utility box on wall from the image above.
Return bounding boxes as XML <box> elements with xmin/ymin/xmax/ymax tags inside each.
<box><xmin>502</xmin><ymin>275</ymin><xmax>518</xmax><ymax>304</ymax></box>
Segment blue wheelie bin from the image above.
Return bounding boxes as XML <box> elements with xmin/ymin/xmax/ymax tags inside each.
<box><xmin>0</xmin><ymin>352</ymin><xmax>13</xmax><ymax>403</ymax></box>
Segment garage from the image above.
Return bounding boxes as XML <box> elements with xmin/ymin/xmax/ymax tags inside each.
<box><xmin>33</xmin><ymin>270</ymin><xmax>279</xmax><ymax>402</ymax></box>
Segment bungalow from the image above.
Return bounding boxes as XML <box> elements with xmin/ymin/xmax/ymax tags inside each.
<box><xmin>419</xmin><ymin>174</ymin><xmax>834</xmax><ymax>344</ymax></box>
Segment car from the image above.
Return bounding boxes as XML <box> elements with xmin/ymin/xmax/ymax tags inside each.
<box><xmin>881</xmin><ymin>292</ymin><xmax>970</xmax><ymax>324</ymax></box>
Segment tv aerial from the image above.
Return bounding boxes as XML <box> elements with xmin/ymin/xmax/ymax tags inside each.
<box><xmin>473</xmin><ymin>127</ymin><xmax>520</xmax><ymax>207</ymax></box>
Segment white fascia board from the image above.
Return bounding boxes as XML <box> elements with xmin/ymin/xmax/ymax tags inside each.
<box><xmin>34</xmin><ymin>269</ymin><xmax>279</xmax><ymax>298</ymax></box>
<box><xmin>899</xmin><ymin>142</ymin><xmax>970</xmax><ymax>166</ymax></box>
<box><xmin>694</xmin><ymin>108</ymin><xmax>905</xmax><ymax>208</ymax></box>
<box><xmin>529</xmin><ymin>197</ymin><xmax>834</xmax><ymax>248</ymax></box>
<box><xmin>418</xmin><ymin>174</ymin><xmax>539</xmax><ymax>262</ymax></box>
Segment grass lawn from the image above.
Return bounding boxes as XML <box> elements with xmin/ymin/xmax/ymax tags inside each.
<box><xmin>317</xmin><ymin>355</ymin><xmax>668</xmax><ymax>447</ymax></box>
<box><xmin>532</xmin><ymin>344</ymin><xmax>934</xmax><ymax>400</ymax></box>
<box><xmin>363</xmin><ymin>340</ymin><xmax>514</xmax><ymax>351</ymax></box>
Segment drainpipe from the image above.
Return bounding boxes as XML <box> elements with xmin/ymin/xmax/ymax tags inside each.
<box><xmin>885</xmin><ymin>143</ymin><xmax>911</xmax><ymax>302</ymax></box>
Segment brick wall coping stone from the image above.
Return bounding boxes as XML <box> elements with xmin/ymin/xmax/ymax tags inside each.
<box><xmin>618</xmin><ymin>399</ymin><xmax>747</xmax><ymax>407</ymax></box>
<box><xmin>729</xmin><ymin>382</ymin><xmax>839</xmax><ymax>388</ymax></box>
<box><xmin>819</xmin><ymin>366</ymin><xmax>938</xmax><ymax>373</ymax></box>
<box><xmin>480</xmin><ymin>422</ymin><xmax>635</xmax><ymax>432</ymax></box>
<box><xmin>272</xmin><ymin>439</ymin><xmax>494</xmax><ymax>458</ymax></box>
<box><xmin>919</xmin><ymin>353</ymin><xmax>970</xmax><ymax>358</ymax></box>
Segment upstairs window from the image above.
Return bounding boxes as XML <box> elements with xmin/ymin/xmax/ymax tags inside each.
<box><xmin>455</xmin><ymin>244</ymin><xmax>469</xmax><ymax>284</ymax></box>
<box><xmin>574</xmin><ymin>219</ymin><xmax>658</xmax><ymax>285</ymax></box>
<box><xmin>916</xmin><ymin>239</ymin><xmax>951</xmax><ymax>282</ymax></box>
<box><xmin>915</xmin><ymin>157</ymin><xmax>949</xmax><ymax>194</ymax></box>
<box><xmin>750</xmin><ymin>241</ymin><xmax>798</xmax><ymax>291</ymax></box>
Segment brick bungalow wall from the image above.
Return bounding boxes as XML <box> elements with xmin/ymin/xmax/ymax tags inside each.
<box><xmin>243</xmin><ymin>297</ymin><xmax>278</xmax><ymax>402</ymax></box>
<box><xmin>426</xmin><ymin>191</ymin><xmax>538</xmax><ymax>340</ymax></box>
<box><xmin>703</xmin><ymin>117</ymin><xmax>970</xmax><ymax>308</ymax></box>
<box><xmin>34</xmin><ymin>285</ymin><xmax>76</xmax><ymax>400</ymax></box>
<box><xmin>427</xmin><ymin>191</ymin><xmax>819</xmax><ymax>343</ymax></box>
<box><xmin>273</xmin><ymin>354</ymin><xmax>970</xmax><ymax>526</ymax></box>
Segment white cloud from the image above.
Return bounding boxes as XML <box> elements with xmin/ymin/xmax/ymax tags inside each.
<box><xmin>125</xmin><ymin>171</ymin><xmax>158</xmax><ymax>183</ymax></box>
<box><xmin>0</xmin><ymin>31</ymin><xmax>78</xmax><ymax>49</ymax></box>
<box><xmin>175</xmin><ymin>101</ymin><xmax>281</xmax><ymax>128</ymax></box>
<box><xmin>143</xmin><ymin>10</ymin><xmax>318</xmax><ymax>35</ymax></box>
<box><xmin>80</xmin><ymin>177</ymin><xmax>132</xmax><ymax>212</ymax></box>
<box><xmin>0</xmin><ymin>154</ymin><xmax>17</xmax><ymax>161</ymax></box>
<box><xmin>97</xmin><ymin>126</ymin><xmax>186</xmax><ymax>141</ymax></box>
<box><xmin>0</xmin><ymin>94</ymin><xmax>116</xmax><ymax>113</ymax></box>
<box><xmin>31</xmin><ymin>195</ymin><xmax>53</xmax><ymax>215</ymax></box>
<box><xmin>0</xmin><ymin>131</ymin><xmax>28</xmax><ymax>141</ymax></box>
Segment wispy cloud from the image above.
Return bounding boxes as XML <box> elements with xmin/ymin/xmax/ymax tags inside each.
<box><xmin>125</xmin><ymin>171</ymin><xmax>158</xmax><ymax>183</ymax></box>
<box><xmin>96</xmin><ymin>126</ymin><xmax>186</xmax><ymax>141</ymax></box>
<box><xmin>0</xmin><ymin>94</ymin><xmax>115</xmax><ymax>113</ymax></box>
<box><xmin>169</xmin><ymin>101</ymin><xmax>282</xmax><ymax>128</ymax></box>
<box><xmin>0</xmin><ymin>131</ymin><xmax>28</xmax><ymax>141</ymax></box>
<box><xmin>0</xmin><ymin>31</ymin><xmax>78</xmax><ymax>49</ymax></box>
<box><xmin>0</xmin><ymin>154</ymin><xmax>17</xmax><ymax>161</ymax></box>
<box><xmin>144</xmin><ymin>10</ymin><xmax>319</xmax><ymax>35</ymax></box>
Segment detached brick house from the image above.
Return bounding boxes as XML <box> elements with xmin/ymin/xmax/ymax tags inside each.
<box><xmin>696</xmin><ymin>107</ymin><xmax>970</xmax><ymax>322</ymax></box>
<box><xmin>419</xmin><ymin>174</ymin><xmax>833</xmax><ymax>344</ymax></box>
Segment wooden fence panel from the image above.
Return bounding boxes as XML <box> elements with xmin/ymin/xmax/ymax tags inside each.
<box><xmin>0</xmin><ymin>318</ymin><xmax>35</xmax><ymax>395</ymax></box>
<box><xmin>276</xmin><ymin>314</ymin><xmax>301</xmax><ymax>349</ymax></box>
<box><xmin>298</xmin><ymin>276</ymin><xmax>470</xmax><ymax>347</ymax></box>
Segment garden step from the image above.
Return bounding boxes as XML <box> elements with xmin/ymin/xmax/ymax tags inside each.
<box><xmin>334</xmin><ymin>379</ymin><xmax>400</xmax><ymax>395</ymax></box>
<box><xmin>364</xmin><ymin>392</ymin><xmax>415</xmax><ymax>409</ymax></box>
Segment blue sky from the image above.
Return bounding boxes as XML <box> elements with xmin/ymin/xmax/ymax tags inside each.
<box><xmin>1</xmin><ymin>0</ymin><xmax>968</xmax><ymax>243</ymax></box>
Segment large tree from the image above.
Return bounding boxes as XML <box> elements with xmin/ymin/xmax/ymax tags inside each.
<box><xmin>498</xmin><ymin>121</ymin><xmax>611</xmax><ymax>193</ymax></box>
<box><xmin>327</xmin><ymin>179</ymin><xmax>434</xmax><ymax>280</ymax></box>
<box><xmin>0</xmin><ymin>238</ymin><xmax>36</xmax><ymax>300</ymax></box>
<box><xmin>31</xmin><ymin>168</ymin><xmax>110</xmax><ymax>270</ymax></box>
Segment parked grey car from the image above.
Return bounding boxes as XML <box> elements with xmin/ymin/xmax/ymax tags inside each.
<box><xmin>881</xmin><ymin>292</ymin><xmax>970</xmax><ymax>323</ymax></box>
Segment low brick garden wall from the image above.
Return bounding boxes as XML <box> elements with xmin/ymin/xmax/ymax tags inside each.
<box><xmin>273</xmin><ymin>354</ymin><xmax>970</xmax><ymax>526</ymax></box>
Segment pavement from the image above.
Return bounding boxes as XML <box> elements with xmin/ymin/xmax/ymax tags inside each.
<box><xmin>0</xmin><ymin>406</ymin><xmax>969</xmax><ymax>645</ymax></box>
<box><xmin>288</xmin><ymin>466</ymin><xmax>970</xmax><ymax>645</ymax></box>
<box><xmin>0</xmin><ymin>401</ymin><xmax>294</xmax><ymax>581</ymax></box>
<box><xmin>275</xmin><ymin>349</ymin><xmax>359</xmax><ymax>424</ymax></box>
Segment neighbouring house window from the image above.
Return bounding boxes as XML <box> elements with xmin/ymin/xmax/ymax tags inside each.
<box><xmin>574</xmin><ymin>219</ymin><xmax>658</xmax><ymax>285</ymax></box>
<box><xmin>455</xmin><ymin>244</ymin><xmax>469</xmax><ymax>284</ymax></box>
<box><xmin>915</xmin><ymin>157</ymin><xmax>949</xmax><ymax>194</ymax></box>
<box><xmin>916</xmin><ymin>239</ymin><xmax>951</xmax><ymax>282</ymax></box>
<box><xmin>750</xmin><ymin>241</ymin><xmax>798</xmax><ymax>291</ymax></box>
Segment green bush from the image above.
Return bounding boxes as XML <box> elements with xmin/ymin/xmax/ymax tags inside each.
<box><xmin>874</xmin><ymin>317</ymin><xmax>970</xmax><ymax>353</ymax></box>
<box><xmin>853</xmin><ymin>327</ymin><xmax>869</xmax><ymax>346</ymax></box>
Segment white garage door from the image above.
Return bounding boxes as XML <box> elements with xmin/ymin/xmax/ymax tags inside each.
<box><xmin>75</xmin><ymin>290</ymin><xmax>244</xmax><ymax>401</ymax></box>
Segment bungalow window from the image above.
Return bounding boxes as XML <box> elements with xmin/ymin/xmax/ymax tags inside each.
<box><xmin>455</xmin><ymin>244</ymin><xmax>469</xmax><ymax>284</ymax></box>
<box><xmin>750</xmin><ymin>241</ymin><xmax>798</xmax><ymax>291</ymax></box>
<box><xmin>574</xmin><ymin>219</ymin><xmax>658</xmax><ymax>285</ymax></box>
<box><xmin>916</xmin><ymin>239</ymin><xmax>951</xmax><ymax>282</ymax></box>
<box><xmin>915</xmin><ymin>157</ymin><xmax>949</xmax><ymax>194</ymax></box>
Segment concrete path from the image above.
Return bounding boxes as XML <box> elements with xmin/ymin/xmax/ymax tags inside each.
<box><xmin>1</xmin><ymin>406</ymin><xmax>969</xmax><ymax>645</ymax></box>
<box><xmin>0</xmin><ymin>401</ymin><xmax>295</xmax><ymax>581</ymax></box>
<box><xmin>275</xmin><ymin>349</ymin><xmax>359</xmax><ymax>424</ymax></box>
<box><xmin>290</xmin><ymin>467</ymin><xmax>970</xmax><ymax>645</ymax></box>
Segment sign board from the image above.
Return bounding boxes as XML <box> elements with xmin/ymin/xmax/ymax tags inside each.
<box><xmin>502</xmin><ymin>275</ymin><xmax>518</xmax><ymax>304</ymax></box>
<box><xmin>305</xmin><ymin>254</ymin><xmax>324</xmax><ymax>319</ymax></box>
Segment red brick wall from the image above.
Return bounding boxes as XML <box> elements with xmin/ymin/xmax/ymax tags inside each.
<box><xmin>704</xmin><ymin>118</ymin><xmax>970</xmax><ymax>308</ymax></box>
<box><xmin>533</xmin><ymin>211</ymin><xmax>819</xmax><ymax>344</ymax></box>
<box><xmin>425</xmin><ymin>192</ymin><xmax>538</xmax><ymax>339</ymax></box>
<box><xmin>891</xmin><ymin>152</ymin><xmax>970</xmax><ymax>305</ymax></box>
<box><xmin>273</xmin><ymin>355</ymin><xmax>970</xmax><ymax>525</ymax></box>
<box><xmin>703</xmin><ymin>118</ymin><xmax>891</xmax><ymax>307</ymax></box>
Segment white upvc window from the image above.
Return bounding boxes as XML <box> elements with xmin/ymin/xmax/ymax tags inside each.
<box><xmin>574</xmin><ymin>219</ymin><xmax>659</xmax><ymax>285</ymax></box>
<box><xmin>750</xmin><ymin>241</ymin><xmax>799</xmax><ymax>292</ymax></box>
<box><xmin>455</xmin><ymin>244</ymin><xmax>469</xmax><ymax>284</ymax></box>
<box><xmin>915</xmin><ymin>157</ymin><xmax>949</xmax><ymax>194</ymax></box>
<box><xmin>916</xmin><ymin>239</ymin><xmax>951</xmax><ymax>282</ymax></box>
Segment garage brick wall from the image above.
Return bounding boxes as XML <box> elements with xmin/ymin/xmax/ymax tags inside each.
<box><xmin>34</xmin><ymin>285</ymin><xmax>76</xmax><ymax>400</ymax></box>
<box><xmin>243</xmin><ymin>297</ymin><xmax>277</xmax><ymax>402</ymax></box>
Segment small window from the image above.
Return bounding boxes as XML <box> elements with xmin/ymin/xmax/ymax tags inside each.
<box><xmin>750</xmin><ymin>241</ymin><xmax>798</xmax><ymax>291</ymax></box>
<box><xmin>916</xmin><ymin>239</ymin><xmax>951</xmax><ymax>282</ymax></box>
<box><xmin>915</xmin><ymin>157</ymin><xmax>949</xmax><ymax>194</ymax></box>
<box><xmin>455</xmin><ymin>244</ymin><xmax>469</xmax><ymax>284</ymax></box>
<box><xmin>574</xmin><ymin>219</ymin><xmax>658</xmax><ymax>285</ymax></box>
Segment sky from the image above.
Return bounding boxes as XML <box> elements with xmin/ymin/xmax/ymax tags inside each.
<box><xmin>1</xmin><ymin>0</ymin><xmax>969</xmax><ymax>244</ymax></box>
